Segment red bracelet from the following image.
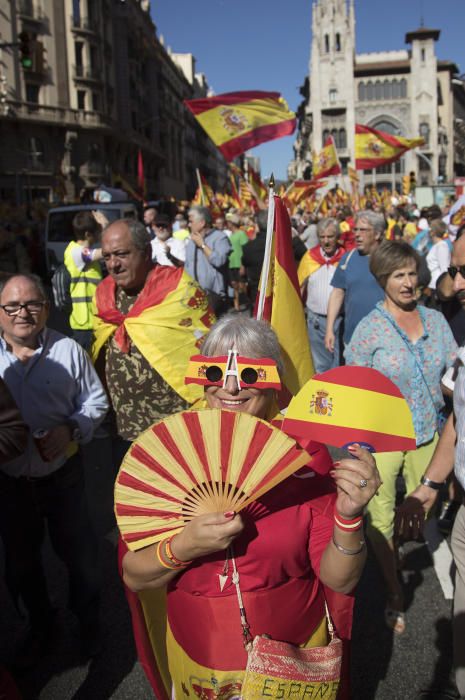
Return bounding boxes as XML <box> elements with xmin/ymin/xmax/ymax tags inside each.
<box><xmin>165</xmin><ymin>535</ymin><xmax>192</xmax><ymax>567</ymax></box>
<box><xmin>156</xmin><ymin>539</ymin><xmax>181</xmax><ymax>570</ymax></box>
<box><xmin>334</xmin><ymin>509</ymin><xmax>363</xmax><ymax>532</ymax></box>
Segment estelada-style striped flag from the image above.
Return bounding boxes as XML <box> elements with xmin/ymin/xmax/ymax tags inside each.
<box><xmin>312</xmin><ymin>136</ymin><xmax>342</xmax><ymax>180</ymax></box>
<box><xmin>248</xmin><ymin>164</ymin><xmax>267</xmax><ymax>203</ymax></box>
<box><xmin>283</xmin><ymin>366</ymin><xmax>416</xmax><ymax>453</ymax></box>
<box><xmin>185</xmin><ymin>91</ymin><xmax>296</xmax><ymax>161</ymax></box>
<box><xmin>355</xmin><ymin>124</ymin><xmax>424</xmax><ymax>170</ymax></box>
<box><xmin>255</xmin><ymin>196</ymin><xmax>314</xmax><ymax>406</ymax></box>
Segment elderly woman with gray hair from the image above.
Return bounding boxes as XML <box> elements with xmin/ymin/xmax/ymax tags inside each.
<box><xmin>325</xmin><ymin>210</ymin><xmax>385</xmax><ymax>356</ymax></box>
<box><xmin>122</xmin><ymin>315</ymin><xmax>381</xmax><ymax>700</ymax></box>
<box><xmin>298</xmin><ymin>217</ymin><xmax>346</xmax><ymax>372</ymax></box>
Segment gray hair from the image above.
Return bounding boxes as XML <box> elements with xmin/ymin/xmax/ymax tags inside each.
<box><xmin>189</xmin><ymin>206</ymin><xmax>212</xmax><ymax>228</ymax></box>
<box><xmin>201</xmin><ymin>315</ymin><xmax>284</xmax><ymax>376</ymax></box>
<box><xmin>354</xmin><ymin>210</ymin><xmax>386</xmax><ymax>237</ymax></box>
<box><xmin>317</xmin><ymin>217</ymin><xmax>340</xmax><ymax>237</ymax></box>
<box><xmin>0</xmin><ymin>273</ymin><xmax>48</xmax><ymax>301</ymax></box>
<box><xmin>119</xmin><ymin>218</ymin><xmax>151</xmax><ymax>252</ymax></box>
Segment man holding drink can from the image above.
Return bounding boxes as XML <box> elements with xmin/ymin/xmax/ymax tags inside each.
<box><xmin>0</xmin><ymin>273</ymin><xmax>109</xmax><ymax>665</ymax></box>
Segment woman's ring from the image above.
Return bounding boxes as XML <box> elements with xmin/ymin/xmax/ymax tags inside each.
<box><xmin>359</xmin><ymin>478</ymin><xmax>368</xmax><ymax>488</ymax></box>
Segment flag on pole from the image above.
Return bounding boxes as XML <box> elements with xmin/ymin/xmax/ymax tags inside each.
<box><xmin>137</xmin><ymin>149</ymin><xmax>146</xmax><ymax>199</ymax></box>
<box><xmin>185</xmin><ymin>91</ymin><xmax>296</xmax><ymax>161</ymax></box>
<box><xmin>229</xmin><ymin>173</ymin><xmax>243</xmax><ymax>208</ymax></box>
<box><xmin>285</xmin><ymin>179</ymin><xmax>326</xmax><ymax>206</ymax></box>
<box><xmin>355</xmin><ymin>124</ymin><xmax>425</xmax><ymax>170</ymax></box>
<box><xmin>312</xmin><ymin>137</ymin><xmax>341</xmax><ymax>180</ymax></box>
<box><xmin>247</xmin><ymin>165</ymin><xmax>267</xmax><ymax>203</ymax></box>
<box><xmin>255</xmin><ymin>195</ymin><xmax>314</xmax><ymax>404</ymax></box>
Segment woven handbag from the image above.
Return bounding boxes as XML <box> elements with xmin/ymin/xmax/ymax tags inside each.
<box><xmin>230</xmin><ymin>550</ymin><xmax>342</xmax><ymax>700</ymax></box>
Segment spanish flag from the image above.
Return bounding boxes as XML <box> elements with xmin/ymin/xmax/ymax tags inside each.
<box><xmin>312</xmin><ymin>137</ymin><xmax>341</xmax><ymax>180</ymax></box>
<box><xmin>285</xmin><ymin>179</ymin><xmax>325</xmax><ymax>206</ymax></box>
<box><xmin>256</xmin><ymin>196</ymin><xmax>314</xmax><ymax>405</ymax></box>
<box><xmin>185</xmin><ymin>91</ymin><xmax>296</xmax><ymax>161</ymax></box>
<box><xmin>247</xmin><ymin>164</ymin><xmax>267</xmax><ymax>203</ymax></box>
<box><xmin>355</xmin><ymin>124</ymin><xmax>424</xmax><ymax>170</ymax></box>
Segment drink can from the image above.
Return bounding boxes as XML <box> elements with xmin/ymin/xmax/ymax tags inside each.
<box><xmin>33</xmin><ymin>428</ymin><xmax>50</xmax><ymax>462</ymax></box>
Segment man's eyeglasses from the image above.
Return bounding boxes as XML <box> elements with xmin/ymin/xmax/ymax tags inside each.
<box><xmin>0</xmin><ymin>301</ymin><xmax>47</xmax><ymax>316</ymax></box>
<box><xmin>448</xmin><ymin>266</ymin><xmax>465</xmax><ymax>280</ymax></box>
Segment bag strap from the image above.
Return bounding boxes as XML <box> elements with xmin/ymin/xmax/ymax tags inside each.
<box><xmin>339</xmin><ymin>248</ymin><xmax>356</xmax><ymax>271</ymax></box>
<box><xmin>229</xmin><ymin>545</ymin><xmax>336</xmax><ymax>649</ymax></box>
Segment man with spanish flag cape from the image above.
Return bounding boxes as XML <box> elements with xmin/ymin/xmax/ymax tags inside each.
<box><xmin>298</xmin><ymin>219</ymin><xmax>346</xmax><ymax>373</ymax></box>
<box><xmin>185</xmin><ymin>90</ymin><xmax>296</xmax><ymax>161</ymax></box>
<box><xmin>92</xmin><ymin>219</ymin><xmax>215</xmax><ymax>447</ymax></box>
<box><xmin>355</xmin><ymin>124</ymin><xmax>424</xmax><ymax>170</ymax></box>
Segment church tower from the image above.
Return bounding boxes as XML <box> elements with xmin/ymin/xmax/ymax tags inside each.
<box><xmin>307</xmin><ymin>0</ymin><xmax>355</xmax><ymax>170</ymax></box>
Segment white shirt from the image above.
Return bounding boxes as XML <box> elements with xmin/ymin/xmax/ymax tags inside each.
<box><xmin>151</xmin><ymin>237</ymin><xmax>186</xmax><ymax>266</ymax></box>
<box><xmin>426</xmin><ymin>239</ymin><xmax>450</xmax><ymax>289</ymax></box>
<box><xmin>305</xmin><ymin>249</ymin><xmax>339</xmax><ymax>315</ymax></box>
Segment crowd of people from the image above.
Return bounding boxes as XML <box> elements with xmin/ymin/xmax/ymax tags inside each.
<box><xmin>0</xmin><ymin>187</ymin><xmax>464</xmax><ymax>699</ymax></box>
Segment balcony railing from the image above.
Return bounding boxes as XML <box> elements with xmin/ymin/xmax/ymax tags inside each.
<box><xmin>6</xmin><ymin>101</ymin><xmax>112</xmax><ymax>127</ymax></box>
<box><xmin>18</xmin><ymin>0</ymin><xmax>45</xmax><ymax>22</ymax></box>
<box><xmin>73</xmin><ymin>65</ymin><xmax>102</xmax><ymax>83</ymax></box>
<box><xmin>70</xmin><ymin>16</ymin><xmax>97</xmax><ymax>33</ymax></box>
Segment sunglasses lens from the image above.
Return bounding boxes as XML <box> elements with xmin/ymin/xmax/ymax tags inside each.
<box><xmin>241</xmin><ymin>368</ymin><xmax>258</xmax><ymax>385</ymax></box>
<box><xmin>206</xmin><ymin>366</ymin><xmax>223</xmax><ymax>383</ymax></box>
<box><xmin>449</xmin><ymin>267</ymin><xmax>458</xmax><ymax>279</ymax></box>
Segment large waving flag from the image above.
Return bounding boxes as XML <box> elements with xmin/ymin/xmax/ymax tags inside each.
<box><xmin>185</xmin><ymin>91</ymin><xmax>296</xmax><ymax>161</ymax></box>
<box><xmin>255</xmin><ymin>196</ymin><xmax>314</xmax><ymax>405</ymax></box>
<box><xmin>285</xmin><ymin>179</ymin><xmax>325</xmax><ymax>206</ymax></box>
<box><xmin>313</xmin><ymin>137</ymin><xmax>341</xmax><ymax>180</ymax></box>
<box><xmin>355</xmin><ymin>124</ymin><xmax>424</xmax><ymax>170</ymax></box>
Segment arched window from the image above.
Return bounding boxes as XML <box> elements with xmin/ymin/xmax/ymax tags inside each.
<box><xmin>335</xmin><ymin>33</ymin><xmax>341</xmax><ymax>51</ymax></box>
<box><xmin>419</xmin><ymin>122</ymin><xmax>430</xmax><ymax>146</ymax></box>
<box><xmin>325</xmin><ymin>34</ymin><xmax>330</xmax><ymax>53</ymax></box>
<box><xmin>392</xmin><ymin>80</ymin><xmax>400</xmax><ymax>99</ymax></box>
<box><xmin>322</xmin><ymin>129</ymin><xmax>330</xmax><ymax>146</ymax></box>
<box><xmin>358</xmin><ymin>82</ymin><xmax>366</xmax><ymax>101</ymax></box>
<box><xmin>331</xmin><ymin>129</ymin><xmax>338</xmax><ymax>147</ymax></box>
<box><xmin>366</xmin><ymin>81</ymin><xmax>374</xmax><ymax>100</ymax></box>
<box><xmin>373</xmin><ymin>120</ymin><xmax>397</xmax><ymax>135</ymax></box>
<box><xmin>400</xmin><ymin>79</ymin><xmax>407</xmax><ymax>98</ymax></box>
<box><xmin>338</xmin><ymin>128</ymin><xmax>347</xmax><ymax>149</ymax></box>
<box><xmin>383</xmin><ymin>80</ymin><xmax>392</xmax><ymax>100</ymax></box>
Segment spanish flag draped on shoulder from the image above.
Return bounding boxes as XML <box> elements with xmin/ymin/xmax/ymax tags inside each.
<box><xmin>185</xmin><ymin>91</ymin><xmax>296</xmax><ymax>161</ymax></box>
<box><xmin>255</xmin><ymin>196</ymin><xmax>314</xmax><ymax>406</ymax></box>
<box><xmin>355</xmin><ymin>124</ymin><xmax>425</xmax><ymax>170</ymax></box>
<box><xmin>312</xmin><ymin>136</ymin><xmax>341</xmax><ymax>180</ymax></box>
<box><xmin>92</xmin><ymin>267</ymin><xmax>215</xmax><ymax>404</ymax></box>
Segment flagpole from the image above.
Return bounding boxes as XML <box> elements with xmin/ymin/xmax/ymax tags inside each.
<box><xmin>256</xmin><ymin>174</ymin><xmax>276</xmax><ymax>321</ymax></box>
<box><xmin>195</xmin><ymin>168</ymin><xmax>205</xmax><ymax>206</ymax></box>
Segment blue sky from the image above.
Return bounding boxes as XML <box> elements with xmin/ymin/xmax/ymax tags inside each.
<box><xmin>150</xmin><ymin>0</ymin><xmax>464</xmax><ymax>180</ymax></box>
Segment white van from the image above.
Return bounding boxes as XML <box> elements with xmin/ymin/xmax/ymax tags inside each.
<box><xmin>45</xmin><ymin>202</ymin><xmax>139</xmax><ymax>274</ymax></box>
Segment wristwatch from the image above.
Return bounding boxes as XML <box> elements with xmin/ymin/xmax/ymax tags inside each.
<box><xmin>201</xmin><ymin>243</ymin><xmax>206</xmax><ymax>249</ymax></box>
<box><xmin>66</xmin><ymin>419</ymin><xmax>82</xmax><ymax>443</ymax></box>
<box><xmin>420</xmin><ymin>475</ymin><xmax>445</xmax><ymax>490</ymax></box>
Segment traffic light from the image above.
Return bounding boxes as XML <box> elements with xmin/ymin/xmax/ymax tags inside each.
<box><xmin>18</xmin><ymin>31</ymin><xmax>32</xmax><ymax>69</ymax></box>
<box><xmin>402</xmin><ymin>175</ymin><xmax>410</xmax><ymax>195</ymax></box>
<box><xmin>409</xmin><ymin>171</ymin><xmax>417</xmax><ymax>191</ymax></box>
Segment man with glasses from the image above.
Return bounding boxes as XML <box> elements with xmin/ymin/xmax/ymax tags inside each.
<box><xmin>150</xmin><ymin>213</ymin><xmax>185</xmax><ymax>268</ymax></box>
<box><xmin>325</xmin><ymin>210</ymin><xmax>385</xmax><ymax>358</ymax></box>
<box><xmin>92</xmin><ymin>218</ymin><xmax>214</xmax><ymax>466</ymax></box>
<box><xmin>0</xmin><ymin>273</ymin><xmax>108</xmax><ymax>664</ymax></box>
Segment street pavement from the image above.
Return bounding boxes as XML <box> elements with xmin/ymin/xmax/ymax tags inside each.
<box><xmin>0</xmin><ymin>299</ymin><xmax>460</xmax><ymax>699</ymax></box>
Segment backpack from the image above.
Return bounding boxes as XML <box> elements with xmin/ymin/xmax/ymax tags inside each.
<box><xmin>51</xmin><ymin>263</ymin><xmax>72</xmax><ymax>314</ymax></box>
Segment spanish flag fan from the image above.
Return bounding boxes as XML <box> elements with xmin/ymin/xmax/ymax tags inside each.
<box><xmin>283</xmin><ymin>366</ymin><xmax>416</xmax><ymax>452</ymax></box>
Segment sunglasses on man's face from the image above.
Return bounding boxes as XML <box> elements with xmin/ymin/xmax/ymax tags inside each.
<box><xmin>448</xmin><ymin>266</ymin><xmax>465</xmax><ymax>279</ymax></box>
<box><xmin>185</xmin><ymin>354</ymin><xmax>281</xmax><ymax>390</ymax></box>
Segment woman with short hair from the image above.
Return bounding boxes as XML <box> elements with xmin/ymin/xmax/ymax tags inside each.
<box><xmin>346</xmin><ymin>240</ymin><xmax>457</xmax><ymax>634</ymax></box>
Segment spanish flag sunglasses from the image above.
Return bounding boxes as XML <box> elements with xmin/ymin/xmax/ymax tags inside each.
<box><xmin>185</xmin><ymin>350</ymin><xmax>281</xmax><ymax>390</ymax></box>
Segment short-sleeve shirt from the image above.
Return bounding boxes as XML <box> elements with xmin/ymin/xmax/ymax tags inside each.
<box><xmin>228</xmin><ymin>229</ymin><xmax>250</xmax><ymax>268</ymax></box>
<box><xmin>105</xmin><ymin>288</ymin><xmax>189</xmax><ymax>441</ymax></box>
<box><xmin>345</xmin><ymin>302</ymin><xmax>457</xmax><ymax>445</ymax></box>
<box><xmin>330</xmin><ymin>249</ymin><xmax>384</xmax><ymax>344</ymax></box>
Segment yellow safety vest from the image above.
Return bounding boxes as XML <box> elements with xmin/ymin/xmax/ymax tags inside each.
<box><xmin>64</xmin><ymin>241</ymin><xmax>102</xmax><ymax>330</ymax></box>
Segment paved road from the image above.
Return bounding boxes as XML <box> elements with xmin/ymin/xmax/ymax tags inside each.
<box><xmin>0</xmin><ymin>301</ymin><xmax>460</xmax><ymax>699</ymax></box>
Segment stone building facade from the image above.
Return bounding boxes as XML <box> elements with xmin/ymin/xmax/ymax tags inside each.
<box><xmin>0</xmin><ymin>0</ymin><xmax>228</xmax><ymax>204</ymax></box>
<box><xmin>289</xmin><ymin>0</ymin><xmax>465</xmax><ymax>190</ymax></box>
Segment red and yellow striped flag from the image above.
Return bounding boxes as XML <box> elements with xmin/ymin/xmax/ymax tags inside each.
<box><xmin>185</xmin><ymin>91</ymin><xmax>296</xmax><ymax>161</ymax></box>
<box><xmin>255</xmin><ymin>196</ymin><xmax>314</xmax><ymax>405</ymax></box>
<box><xmin>313</xmin><ymin>137</ymin><xmax>341</xmax><ymax>180</ymax></box>
<box><xmin>355</xmin><ymin>124</ymin><xmax>424</xmax><ymax>170</ymax></box>
<box><xmin>247</xmin><ymin>165</ymin><xmax>267</xmax><ymax>203</ymax></box>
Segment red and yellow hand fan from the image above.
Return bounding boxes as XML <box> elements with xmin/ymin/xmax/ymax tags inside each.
<box><xmin>115</xmin><ymin>408</ymin><xmax>310</xmax><ymax>551</ymax></box>
<box><xmin>283</xmin><ymin>366</ymin><xmax>416</xmax><ymax>452</ymax></box>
